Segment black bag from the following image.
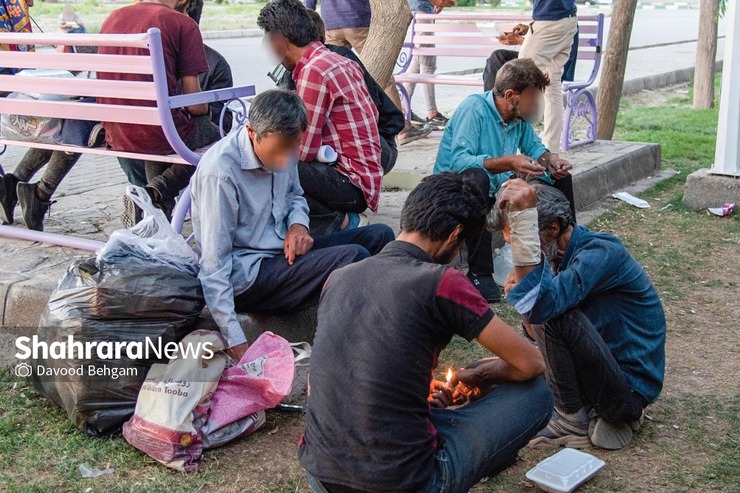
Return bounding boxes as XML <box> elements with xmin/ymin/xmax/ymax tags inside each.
<box><xmin>29</xmin><ymin>252</ymin><xmax>205</xmax><ymax>437</ymax></box>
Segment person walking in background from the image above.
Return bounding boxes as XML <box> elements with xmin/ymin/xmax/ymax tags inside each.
<box><xmin>404</xmin><ymin>0</ymin><xmax>454</xmax><ymax>132</ymax></box>
<box><xmin>58</xmin><ymin>4</ymin><xmax>86</xmax><ymax>33</ymax></box>
<box><xmin>516</xmin><ymin>0</ymin><xmax>578</xmax><ymax>154</ymax></box>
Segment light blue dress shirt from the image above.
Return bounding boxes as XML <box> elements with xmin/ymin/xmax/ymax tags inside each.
<box><xmin>191</xmin><ymin>127</ymin><xmax>310</xmax><ymax>347</ymax></box>
<box><xmin>434</xmin><ymin>90</ymin><xmax>550</xmax><ymax>196</ymax></box>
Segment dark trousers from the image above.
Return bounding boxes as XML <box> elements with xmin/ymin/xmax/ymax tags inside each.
<box><xmin>234</xmin><ymin>224</ymin><xmax>394</xmax><ymax>314</ymax></box>
<box><xmin>298</xmin><ymin>160</ymin><xmax>369</xmax><ymax>236</ymax></box>
<box><xmin>380</xmin><ymin>134</ymin><xmax>398</xmax><ymax>175</ymax></box>
<box><xmin>117</xmin><ymin>115</ymin><xmax>221</xmax><ymax>201</ymax></box>
<box><xmin>307</xmin><ymin>378</ymin><xmax>552</xmax><ymax>493</ymax></box>
<box><xmin>462</xmin><ymin>167</ymin><xmax>576</xmax><ymax>277</ymax></box>
<box><xmin>12</xmin><ymin>148</ymin><xmax>81</xmax><ymax>197</ymax></box>
<box><xmin>531</xmin><ymin>309</ymin><xmax>646</xmax><ymax>423</ymax></box>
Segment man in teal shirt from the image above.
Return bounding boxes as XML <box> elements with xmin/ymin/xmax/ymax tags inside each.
<box><xmin>434</xmin><ymin>58</ymin><xmax>575</xmax><ymax>302</ymax></box>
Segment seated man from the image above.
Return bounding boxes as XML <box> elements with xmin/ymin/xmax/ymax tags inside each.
<box><xmin>98</xmin><ymin>0</ymin><xmax>221</xmax><ymax>218</ymax></box>
<box><xmin>191</xmin><ymin>89</ymin><xmax>394</xmax><ymax>362</ymax></box>
<box><xmin>117</xmin><ymin>0</ymin><xmax>235</xmax><ymax>226</ymax></box>
<box><xmin>482</xmin><ymin>28</ymin><xmax>579</xmax><ymax>92</ymax></box>
<box><xmin>58</xmin><ymin>4</ymin><xmax>86</xmax><ymax>33</ymax></box>
<box><xmin>486</xmin><ymin>179</ymin><xmax>666</xmax><ymax>450</ymax></box>
<box><xmin>300</xmin><ymin>173</ymin><xmax>552</xmax><ymax>493</ymax></box>
<box><xmin>276</xmin><ymin>9</ymin><xmax>404</xmax><ymax>176</ymax></box>
<box><xmin>434</xmin><ymin>58</ymin><xmax>575</xmax><ymax>303</ymax></box>
<box><xmin>258</xmin><ymin>0</ymin><xmax>383</xmax><ymax>236</ymax></box>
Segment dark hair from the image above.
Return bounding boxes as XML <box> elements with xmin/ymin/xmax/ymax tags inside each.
<box><xmin>400</xmin><ymin>173</ymin><xmax>489</xmax><ymax>241</ymax></box>
<box><xmin>306</xmin><ymin>9</ymin><xmax>326</xmax><ymax>44</ymax></box>
<box><xmin>493</xmin><ymin>58</ymin><xmax>550</xmax><ymax>97</ymax></box>
<box><xmin>257</xmin><ymin>0</ymin><xmax>320</xmax><ymax>48</ymax></box>
<box><xmin>185</xmin><ymin>0</ymin><xmax>204</xmax><ymax>25</ymax></box>
<box><xmin>487</xmin><ymin>181</ymin><xmax>573</xmax><ymax>234</ymax></box>
<box><xmin>248</xmin><ymin>89</ymin><xmax>308</xmax><ymax>140</ymax></box>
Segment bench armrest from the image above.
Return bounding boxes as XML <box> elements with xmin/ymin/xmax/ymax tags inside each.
<box><xmin>168</xmin><ymin>85</ymin><xmax>256</xmax><ymax>110</ymax></box>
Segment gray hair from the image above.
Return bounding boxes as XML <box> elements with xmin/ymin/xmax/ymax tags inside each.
<box><xmin>493</xmin><ymin>58</ymin><xmax>550</xmax><ymax>98</ymax></box>
<box><xmin>487</xmin><ymin>181</ymin><xmax>573</xmax><ymax>235</ymax></box>
<box><xmin>248</xmin><ymin>89</ymin><xmax>308</xmax><ymax>140</ymax></box>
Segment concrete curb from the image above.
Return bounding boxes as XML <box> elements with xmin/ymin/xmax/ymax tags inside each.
<box><xmin>201</xmin><ymin>28</ymin><xmax>263</xmax><ymax>40</ymax></box>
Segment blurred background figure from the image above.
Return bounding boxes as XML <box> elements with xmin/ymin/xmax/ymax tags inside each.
<box><xmin>58</xmin><ymin>4</ymin><xmax>85</xmax><ymax>33</ymax></box>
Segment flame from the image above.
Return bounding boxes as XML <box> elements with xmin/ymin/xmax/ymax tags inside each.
<box><xmin>446</xmin><ymin>368</ymin><xmax>453</xmax><ymax>383</ymax></box>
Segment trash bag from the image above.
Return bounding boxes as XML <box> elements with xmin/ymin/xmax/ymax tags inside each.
<box><xmin>29</xmin><ymin>187</ymin><xmax>205</xmax><ymax>437</ymax></box>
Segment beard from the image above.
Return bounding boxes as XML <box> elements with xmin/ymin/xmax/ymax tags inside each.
<box><xmin>542</xmin><ymin>238</ymin><xmax>560</xmax><ymax>272</ymax></box>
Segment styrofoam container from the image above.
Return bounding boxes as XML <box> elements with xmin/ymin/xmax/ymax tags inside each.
<box><xmin>525</xmin><ymin>448</ymin><xmax>606</xmax><ymax>493</ymax></box>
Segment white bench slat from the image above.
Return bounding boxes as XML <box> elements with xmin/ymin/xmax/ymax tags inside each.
<box><xmin>0</xmin><ymin>51</ymin><xmax>153</xmax><ymax>75</ymax></box>
<box><xmin>411</xmin><ymin>23</ymin><xmax>487</xmax><ymax>33</ymax></box>
<box><xmin>0</xmin><ymin>98</ymin><xmax>161</xmax><ymax>125</ymax></box>
<box><xmin>395</xmin><ymin>73</ymin><xmax>483</xmax><ymax>87</ymax></box>
<box><xmin>0</xmin><ymin>139</ymin><xmax>191</xmax><ymax>164</ymax></box>
<box><xmin>413</xmin><ymin>35</ymin><xmax>499</xmax><ymax>46</ymax></box>
<box><xmin>0</xmin><ymin>75</ymin><xmax>156</xmax><ymax>101</ymax></box>
<box><xmin>412</xmin><ymin>47</ymin><xmax>497</xmax><ymax>57</ymax></box>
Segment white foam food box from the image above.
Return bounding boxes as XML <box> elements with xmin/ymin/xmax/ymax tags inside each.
<box><xmin>525</xmin><ymin>448</ymin><xmax>606</xmax><ymax>493</ymax></box>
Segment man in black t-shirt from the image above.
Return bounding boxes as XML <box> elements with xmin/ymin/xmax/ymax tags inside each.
<box><xmin>299</xmin><ymin>173</ymin><xmax>553</xmax><ymax>493</ymax></box>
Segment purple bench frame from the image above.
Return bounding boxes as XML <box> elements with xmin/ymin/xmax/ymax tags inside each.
<box><xmin>394</xmin><ymin>13</ymin><xmax>604</xmax><ymax>151</ymax></box>
<box><xmin>0</xmin><ymin>28</ymin><xmax>255</xmax><ymax>251</ymax></box>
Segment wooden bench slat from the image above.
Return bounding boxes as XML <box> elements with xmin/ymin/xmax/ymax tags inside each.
<box><xmin>0</xmin><ymin>138</ymin><xmax>192</xmax><ymax>164</ymax></box>
<box><xmin>0</xmin><ymin>51</ymin><xmax>153</xmax><ymax>75</ymax></box>
<box><xmin>0</xmin><ymin>75</ymin><xmax>156</xmax><ymax>101</ymax></box>
<box><xmin>0</xmin><ymin>32</ymin><xmax>151</xmax><ymax>48</ymax></box>
<box><xmin>413</xmin><ymin>35</ymin><xmax>499</xmax><ymax>46</ymax></box>
<box><xmin>0</xmin><ymin>98</ymin><xmax>161</xmax><ymax>125</ymax></box>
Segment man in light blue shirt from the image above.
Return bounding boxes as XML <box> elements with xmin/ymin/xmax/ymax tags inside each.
<box><xmin>191</xmin><ymin>89</ymin><xmax>394</xmax><ymax>361</ymax></box>
<box><xmin>434</xmin><ymin>59</ymin><xmax>574</xmax><ymax>303</ymax></box>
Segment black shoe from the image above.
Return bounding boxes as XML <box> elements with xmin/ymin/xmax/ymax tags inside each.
<box><xmin>410</xmin><ymin>111</ymin><xmax>426</xmax><ymax>125</ymax></box>
<box><xmin>121</xmin><ymin>194</ymin><xmax>143</xmax><ymax>228</ymax></box>
<box><xmin>466</xmin><ymin>272</ymin><xmax>501</xmax><ymax>303</ymax></box>
<box><xmin>0</xmin><ymin>171</ymin><xmax>19</xmax><ymax>224</ymax></box>
<box><xmin>17</xmin><ymin>182</ymin><xmax>53</xmax><ymax>232</ymax></box>
<box><xmin>425</xmin><ymin>113</ymin><xmax>449</xmax><ymax>132</ymax></box>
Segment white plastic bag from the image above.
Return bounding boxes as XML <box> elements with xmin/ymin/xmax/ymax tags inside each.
<box><xmin>97</xmin><ymin>186</ymin><xmax>197</xmax><ymax>274</ymax></box>
<box><xmin>493</xmin><ymin>243</ymin><xmax>514</xmax><ymax>287</ymax></box>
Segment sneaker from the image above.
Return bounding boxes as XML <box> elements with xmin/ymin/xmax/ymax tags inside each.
<box><xmin>17</xmin><ymin>182</ymin><xmax>53</xmax><ymax>232</ymax></box>
<box><xmin>399</xmin><ymin>124</ymin><xmax>432</xmax><ymax>146</ymax></box>
<box><xmin>529</xmin><ymin>408</ymin><xmax>592</xmax><ymax>449</ymax></box>
<box><xmin>0</xmin><ymin>171</ymin><xmax>19</xmax><ymax>224</ymax></box>
<box><xmin>466</xmin><ymin>272</ymin><xmax>501</xmax><ymax>303</ymax></box>
<box><xmin>410</xmin><ymin>111</ymin><xmax>426</xmax><ymax>125</ymax></box>
<box><xmin>121</xmin><ymin>194</ymin><xmax>143</xmax><ymax>228</ymax></box>
<box><xmin>425</xmin><ymin>113</ymin><xmax>449</xmax><ymax>131</ymax></box>
<box><xmin>588</xmin><ymin>410</ymin><xmax>645</xmax><ymax>450</ymax></box>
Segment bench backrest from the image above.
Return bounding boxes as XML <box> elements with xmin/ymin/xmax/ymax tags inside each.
<box><xmin>396</xmin><ymin>13</ymin><xmax>604</xmax><ymax>88</ymax></box>
<box><xmin>0</xmin><ymin>28</ymin><xmax>253</xmax><ymax>165</ymax></box>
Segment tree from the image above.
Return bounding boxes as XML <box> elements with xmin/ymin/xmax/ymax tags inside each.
<box><xmin>596</xmin><ymin>0</ymin><xmax>638</xmax><ymax>140</ymax></box>
<box><xmin>360</xmin><ymin>0</ymin><xmax>413</xmax><ymax>90</ymax></box>
<box><xmin>693</xmin><ymin>0</ymin><xmax>720</xmax><ymax>108</ymax></box>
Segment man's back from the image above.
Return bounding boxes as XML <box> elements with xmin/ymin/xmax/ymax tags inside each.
<box><xmin>97</xmin><ymin>2</ymin><xmax>209</xmax><ymax>154</ymax></box>
<box><xmin>300</xmin><ymin>241</ymin><xmax>493</xmax><ymax>491</ymax></box>
<box><xmin>304</xmin><ymin>0</ymin><xmax>371</xmax><ymax>30</ymax></box>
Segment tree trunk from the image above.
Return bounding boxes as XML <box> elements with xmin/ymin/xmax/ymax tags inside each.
<box><xmin>360</xmin><ymin>0</ymin><xmax>413</xmax><ymax>89</ymax></box>
<box><xmin>596</xmin><ymin>0</ymin><xmax>638</xmax><ymax>140</ymax></box>
<box><xmin>693</xmin><ymin>0</ymin><xmax>720</xmax><ymax>108</ymax></box>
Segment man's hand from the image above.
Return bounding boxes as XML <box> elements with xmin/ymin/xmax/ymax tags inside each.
<box><xmin>226</xmin><ymin>342</ymin><xmax>249</xmax><ymax>363</ymax></box>
<box><xmin>512</xmin><ymin>23</ymin><xmax>529</xmax><ymax>35</ymax></box>
<box><xmin>428</xmin><ymin>379</ymin><xmax>454</xmax><ymax>409</ymax></box>
<box><xmin>509</xmin><ymin>155</ymin><xmax>546</xmax><ymax>177</ymax></box>
<box><xmin>541</xmin><ymin>154</ymin><xmax>572</xmax><ymax>180</ymax></box>
<box><xmin>503</xmin><ymin>271</ymin><xmax>518</xmax><ymax>295</ymax></box>
<box><xmin>497</xmin><ymin>32</ymin><xmax>524</xmax><ymax>46</ymax></box>
<box><xmin>497</xmin><ymin>178</ymin><xmax>537</xmax><ymax>212</ymax></box>
<box><xmin>451</xmin><ymin>362</ymin><xmax>497</xmax><ymax>403</ymax></box>
<box><xmin>430</xmin><ymin>0</ymin><xmax>455</xmax><ymax>13</ymax></box>
<box><xmin>284</xmin><ymin>224</ymin><xmax>313</xmax><ymax>266</ymax></box>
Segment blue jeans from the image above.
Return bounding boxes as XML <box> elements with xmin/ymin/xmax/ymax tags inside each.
<box><xmin>306</xmin><ymin>378</ymin><xmax>552</xmax><ymax>493</ymax></box>
<box><xmin>234</xmin><ymin>224</ymin><xmax>395</xmax><ymax>314</ymax></box>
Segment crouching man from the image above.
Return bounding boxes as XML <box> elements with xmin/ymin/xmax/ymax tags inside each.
<box><xmin>191</xmin><ymin>89</ymin><xmax>394</xmax><ymax>362</ymax></box>
<box><xmin>299</xmin><ymin>173</ymin><xmax>552</xmax><ymax>493</ymax></box>
<box><xmin>487</xmin><ymin>179</ymin><xmax>666</xmax><ymax>450</ymax></box>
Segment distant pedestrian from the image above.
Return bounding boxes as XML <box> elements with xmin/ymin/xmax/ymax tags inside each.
<box><xmin>404</xmin><ymin>0</ymin><xmax>454</xmax><ymax>132</ymax></box>
<box><xmin>59</xmin><ymin>4</ymin><xmax>86</xmax><ymax>33</ymax></box>
<box><xmin>516</xmin><ymin>0</ymin><xmax>578</xmax><ymax>154</ymax></box>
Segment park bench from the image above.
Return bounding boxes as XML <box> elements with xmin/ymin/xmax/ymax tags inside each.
<box><xmin>0</xmin><ymin>28</ymin><xmax>255</xmax><ymax>251</ymax></box>
<box><xmin>394</xmin><ymin>12</ymin><xmax>604</xmax><ymax>151</ymax></box>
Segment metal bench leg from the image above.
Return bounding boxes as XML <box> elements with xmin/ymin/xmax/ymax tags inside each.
<box><xmin>561</xmin><ymin>88</ymin><xmax>598</xmax><ymax>151</ymax></box>
<box><xmin>396</xmin><ymin>82</ymin><xmax>412</xmax><ymax>121</ymax></box>
<box><xmin>170</xmin><ymin>185</ymin><xmax>191</xmax><ymax>235</ymax></box>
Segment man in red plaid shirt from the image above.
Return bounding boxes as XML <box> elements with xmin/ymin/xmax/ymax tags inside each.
<box><xmin>258</xmin><ymin>0</ymin><xmax>383</xmax><ymax>235</ymax></box>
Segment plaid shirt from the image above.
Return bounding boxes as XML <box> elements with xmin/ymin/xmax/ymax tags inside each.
<box><xmin>293</xmin><ymin>42</ymin><xmax>382</xmax><ymax>212</ymax></box>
